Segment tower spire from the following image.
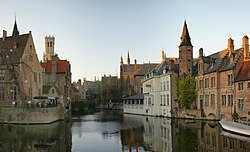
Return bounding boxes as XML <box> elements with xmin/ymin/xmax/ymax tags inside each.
<box><xmin>179</xmin><ymin>20</ymin><xmax>192</xmax><ymax>47</ymax></box>
<box><xmin>12</xmin><ymin>15</ymin><xmax>19</xmax><ymax>36</ymax></box>
<box><xmin>120</xmin><ymin>55</ymin><xmax>123</xmax><ymax>65</ymax></box>
<box><xmin>127</xmin><ymin>51</ymin><xmax>130</xmax><ymax>65</ymax></box>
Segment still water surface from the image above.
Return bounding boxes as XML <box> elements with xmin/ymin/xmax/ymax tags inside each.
<box><xmin>0</xmin><ymin>110</ymin><xmax>250</xmax><ymax>152</ymax></box>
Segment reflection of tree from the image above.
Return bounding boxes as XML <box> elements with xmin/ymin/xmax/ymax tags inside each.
<box><xmin>178</xmin><ymin>128</ymin><xmax>199</xmax><ymax>152</ymax></box>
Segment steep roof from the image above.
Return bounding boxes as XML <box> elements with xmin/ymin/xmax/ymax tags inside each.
<box><xmin>179</xmin><ymin>20</ymin><xmax>192</xmax><ymax>47</ymax></box>
<box><xmin>12</xmin><ymin>19</ymin><xmax>20</xmax><ymax>36</ymax></box>
<box><xmin>235</xmin><ymin>60</ymin><xmax>250</xmax><ymax>82</ymax></box>
<box><xmin>0</xmin><ymin>33</ymin><xmax>30</xmax><ymax>63</ymax></box>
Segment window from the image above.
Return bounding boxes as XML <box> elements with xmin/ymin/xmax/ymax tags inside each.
<box><xmin>0</xmin><ymin>69</ymin><xmax>5</xmax><ymax>80</ymax></box>
<box><xmin>238</xmin><ymin>98</ymin><xmax>244</xmax><ymax>109</ymax></box>
<box><xmin>11</xmin><ymin>85</ymin><xmax>17</xmax><ymax>101</ymax></box>
<box><xmin>163</xmin><ymin>95</ymin><xmax>166</xmax><ymax>105</ymax></box>
<box><xmin>160</xmin><ymin>95</ymin><xmax>162</xmax><ymax>105</ymax></box>
<box><xmin>222</xmin><ymin>95</ymin><xmax>226</xmax><ymax>106</ymax></box>
<box><xmin>52</xmin><ymin>89</ymin><xmax>55</xmax><ymax>94</ymax></box>
<box><xmin>166</xmin><ymin>81</ymin><xmax>169</xmax><ymax>90</ymax></box>
<box><xmin>47</xmin><ymin>42</ymin><xmax>49</xmax><ymax>47</ymax></box>
<box><xmin>199</xmin><ymin>80</ymin><xmax>203</xmax><ymax>89</ymax></box>
<box><xmin>238</xmin><ymin>82</ymin><xmax>243</xmax><ymax>90</ymax></box>
<box><xmin>205</xmin><ymin>94</ymin><xmax>209</xmax><ymax>107</ymax></box>
<box><xmin>248</xmin><ymin>82</ymin><xmax>250</xmax><ymax>89</ymax></box>
<box><xmin>228</xmin><ymin>95</ymin><xmax>233</xmax><ymax>107</ymax></box>
<box><xmin>163</xmin><ymin>81</ymin><xmax>166</xmax><ymax>91</ymax></box>
<box><xmin>211</xmin><ymin>77</ymin><xmax>216</xmax><ymax>88</ymax></box>
<box><xmin>227</xmin><ymin>74</ymin><xmax>233</xmax><ymax>86</ymax></box>
<box><xmin>0</xmin><ymin>85</ymin><xmax>4</xmax><ymax>100</ymax></box>
<box><xmin>50</xmin><ymin>42</ymin><xmax>52</xmax><ymax>47</ymax></box>
<box><xmin>167</xmin><ymin>94</ymin><xmax>170</xmax><ymax>106</ymax></box>
<box><xmin>205</xmin><ymin>78</ymin><xmax>209</xmax><ymax>88</ymax></box>
<box><xmin>211</xmin><ymin>94</ymin><xmax>215</xmax><ymax>107</ymax></box>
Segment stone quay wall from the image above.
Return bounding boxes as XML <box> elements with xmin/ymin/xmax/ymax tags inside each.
<box><xmin>0</xmin><ymin>105</ymin><xmax>65</xmax><ymax>124</ymax></box>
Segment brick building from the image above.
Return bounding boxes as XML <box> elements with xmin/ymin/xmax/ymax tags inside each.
<box><xmin>0</xmin><ymin>19</ymin><xmax>43</xmax><ymax>103</ymax></box>
<box><xmin>195</xmin><ymin>34</ymin><xmax>250</xmax><ymax>120</ymax></box>
<box><xmin>40</xmin><ymin>36</ymin><xmax>71</xmax><ymax>103</ymax></box>
<box><xmin>120</xmin><ymin>52</ymin><xmax>158</xmax><ymax>97</ymax></box>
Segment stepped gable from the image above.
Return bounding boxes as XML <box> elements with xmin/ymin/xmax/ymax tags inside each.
<box><xmin>201</xmin><ymin>48</ymin><xmax>243</xmax><ymax>74</ymax></box>
<box><xmin>235</xmin><ymin>60</ymin><xmax>250</xmax><ymax>82</ymax></box>
<box><xmin>219</xmin><ymin>48</ymin><xmax>243</xmax><ymax>72</ymax></box>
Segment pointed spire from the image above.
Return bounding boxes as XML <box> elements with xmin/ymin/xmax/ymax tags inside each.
<box><xmin>179</xmin><ymin>20</ymin><xmax>192</xmax><ymax>47</ymax></box>
<box><xmin>120</xmin><ymin>55</ymin><xmax>123</xmax><ymax>65</ymax></box>
<box><xmin>12</xmin><ymin>17</ymin><xmax>19</xmax><ymax>36</ymax></box>
<box><xmin>127</xmin><ymin>51</ymin><xmax>130</xmax><ymax>65</ymax></box>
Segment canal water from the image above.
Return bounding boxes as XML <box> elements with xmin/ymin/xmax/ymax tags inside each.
<box><xmin>0</xmin><ymin>110</ymin><xmax>250</xmax><ymax>152</ymax></box>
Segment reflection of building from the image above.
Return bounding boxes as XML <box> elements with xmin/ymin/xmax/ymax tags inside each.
<box><xmin>123</xmin><ymin>114</ymin><xmax>173</xmax><ymax>152</ymax></box>
<box><xmin>0</xmin><ymin>121</ymin><xmax>72</xmax><ymax>152</ymax></box>
<box><xmin>40</xmin><ymin>36</ymin><xmax>71</xmax><ymax>102</ymax></box>
<box><xmin>0</xmin><ymin>19</ymin><xmax>43</xmax><ymax>102</ymax></box>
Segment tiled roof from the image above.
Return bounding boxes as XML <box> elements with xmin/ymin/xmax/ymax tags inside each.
<box><xmin>202</xmin><ymin>48</ymin><xmax>243</xmax><ymax>74</ymax></box>
<box><xmin>0</xmin><ymin>34</ymin><xmax>30</xmax><ymax>63</ymax></box>
<box><xmin>137</xmin><ymin>63</ymin><xmax>158</xmax><ymax>75</ymax></box>
<box><xmin>123</xmin><ymin>93</ymin><xmax>144</xmax><ymax>100</ymax></box>
<box><xmin>41</xmin><ymin>59</ymin><xmax>69</xmax><ymax>74</ymax></box>
<box><xmin>235</xmin><ymin>60</ymin><xmax>250</xmax><ymax>82</ymax></box>
<box><xmin>57</xmin><ymin>60</ymin><xmax>68</xmax><ymax>73</ymax></box>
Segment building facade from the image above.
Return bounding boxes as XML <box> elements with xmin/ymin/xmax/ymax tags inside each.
<box><xmin>120</xmin><ymin>52</ymin><xmax>158</xmax><ymax>97</ymax></box>
<box><xmin>40</xmin><ymin>37</ymin><xmax>71</xmax><ymax>103</ymax></box>
<box><xmin>195</xmin><ymin>35</ymin><xmax>249</xmax><ymax>120</ymax></box>
<box><xmin>124</xmin><ymin>51</ymin><xmax>178</xmax><ymax>117</ymax></box>
<box><xmin>0</xmin><ymin>19</ymin><xmax>43</xmax><ymax>103</ymax></box>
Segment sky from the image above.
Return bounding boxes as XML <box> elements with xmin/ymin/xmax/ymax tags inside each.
<box><xmin>1</xmin><ymin>0</ymin><xmax>250</xmax><ymax>82</ymax></box>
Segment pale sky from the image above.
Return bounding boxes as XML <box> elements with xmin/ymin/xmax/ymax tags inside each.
<box><xmin>1</xmin><ymin>0</ymin><xmax>250</xmax><ymax>81</ymax></box>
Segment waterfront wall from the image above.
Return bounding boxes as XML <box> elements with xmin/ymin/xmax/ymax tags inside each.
<box><xmin>0</xmin><ymin>105</ymin><xmax>65</xmax><ymax>124</ymax></box>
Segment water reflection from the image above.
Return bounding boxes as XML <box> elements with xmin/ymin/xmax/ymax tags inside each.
<box><xmin>0</xmin><ymin>120</ymin><xmax>71</xmax><ymax>152</ymax></box>
<box><xmin>0</xmin><ymin>111</ymin><xmax>250</xmax><ymax>152</ymax></box>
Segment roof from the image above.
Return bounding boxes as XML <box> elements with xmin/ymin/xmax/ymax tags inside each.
<box><xmin>41</xmin><ymin>59</ymin><xmax>69</xmax><ymax>74</ymax></box>
<box><xmin>123</xmin><ymin>93</ymin><xmax>144</xmax><ymax>100</ymax></box>
<box><xmin>137</xmin><ymin>63</ymin><xmax>158</xmax><ymax>75</ymax></box>
<box><xmin>57</xmin><ymin>60</ymin><xmax>68</xmax><ymax>73</ymax></box>
<box><xmin>235</xmin><ymin>60</ymin><xmax>250</xmax><ymax>82</ymax></box>
<box><xmin>201</xmin><ymin>48</ymin><xmax>243</xmax><ymax>74</ymax></box>
<box><xmin>0</xmin><ymin>34</ymin><xmax>30</xmax><ymax>63</ymax></box>
<box><xmin>179</xmin><ymin>20</ymin><xmax>192</xmax><ymax>47</ymax></box>
<box><xmin>12</xmin><ymin>19</ymin><xmax>20</xmax><ymax>36</ymax></box>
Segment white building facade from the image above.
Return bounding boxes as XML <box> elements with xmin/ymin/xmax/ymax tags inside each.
<box><xmin>124</xmin><ymin>55</ymin><xmax>177</xmax><ymax>117</ymax></box>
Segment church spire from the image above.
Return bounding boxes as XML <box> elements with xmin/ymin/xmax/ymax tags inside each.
<box><xmin>127</xmin><ymin>51</ymin><xmax>130</xmax><ymax>65</ymax></box>
<box><xmin>120</xmin><ymin>55</ymin><xmax>123</xmax><ymax>65</ymax></box>
<box><xmin>12</xmin><ymin>17</ymin><xmax>19</xmax><ymax>36</ymax></box>
<box><xmin>179</xmin><ymin>20</ymin><xmax>192</xmax><ymax>47</ymax></box>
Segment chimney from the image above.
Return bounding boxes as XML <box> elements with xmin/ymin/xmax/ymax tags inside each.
<box><xmin>199</xmin><ymin>48</ymin><xmax>203</xmax><ymax>57</ymax></box>
<box><xmin>242</xmin><ymin>35</ymin><xmax>249</xmax><ymax>60</ymax></box>
<box><xmin>78</xmin><ymin>79</ymin><xmax>82</xmax><ymax>85</ymax></box>
<box><xmin>2</xmin><ymin>30</ymin><xmax>7</xmax><ymax>41</ymax></box>
<box><xmin>134</xmin><ymin>59</ymin><xmax>137</xmax><ymax>73</ymax></box>
<box><xmin>162</xmin><ymin>50</ymin><xmax>165</xmax><ymax>61</ymax></box>
<box><xmin>170</xmin><ymin>59</ymin><xmax>175</xmax><ymax>72</ymax></box>
<box><xmin>228</xmin><ymin>38</ymin><xmax>234</xmax><ymax>57</ymax></box>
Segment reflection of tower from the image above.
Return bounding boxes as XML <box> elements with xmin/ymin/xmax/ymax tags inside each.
<box><xmin>43</xmin><ymin>36</ymin><xmax>55</xmax><ymax>61</ymax></box>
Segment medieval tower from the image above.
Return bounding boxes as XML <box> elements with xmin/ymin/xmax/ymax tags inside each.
<box><xmin>179</xmin><ymin>20</ymin><xmax>193</xmax><ymax>77</ymax></box>
<box><xmin>43</xmin><ymin>36</ymin><xmax>55</xmax><ymax>61</ymax></box>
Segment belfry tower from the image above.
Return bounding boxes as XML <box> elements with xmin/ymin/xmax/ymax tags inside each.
<box><xmin>179</xmin><ymin>20</ymin><xmax>193</xmax><ymax>77</ymax></box>
<box><xmin>43</xmin><ymin>36</ymin><xmax>55</xmax><ymax>61</ymax></box>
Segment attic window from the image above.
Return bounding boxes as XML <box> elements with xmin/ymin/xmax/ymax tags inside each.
<box><xmin>52</xmin><ymin>89</ymin><xmax>55</xmax><ymax>94</ymax></box>
<box><xmin>12</xmin><ymin>41</ymin><xmax>17</xmax><ymax>49</ymax></box>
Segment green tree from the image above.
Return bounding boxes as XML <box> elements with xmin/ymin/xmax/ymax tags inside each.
<box><xmin>177</xmin><ymin>76</ymin><xmax>197</xmax><ymax>109</ymax></box>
